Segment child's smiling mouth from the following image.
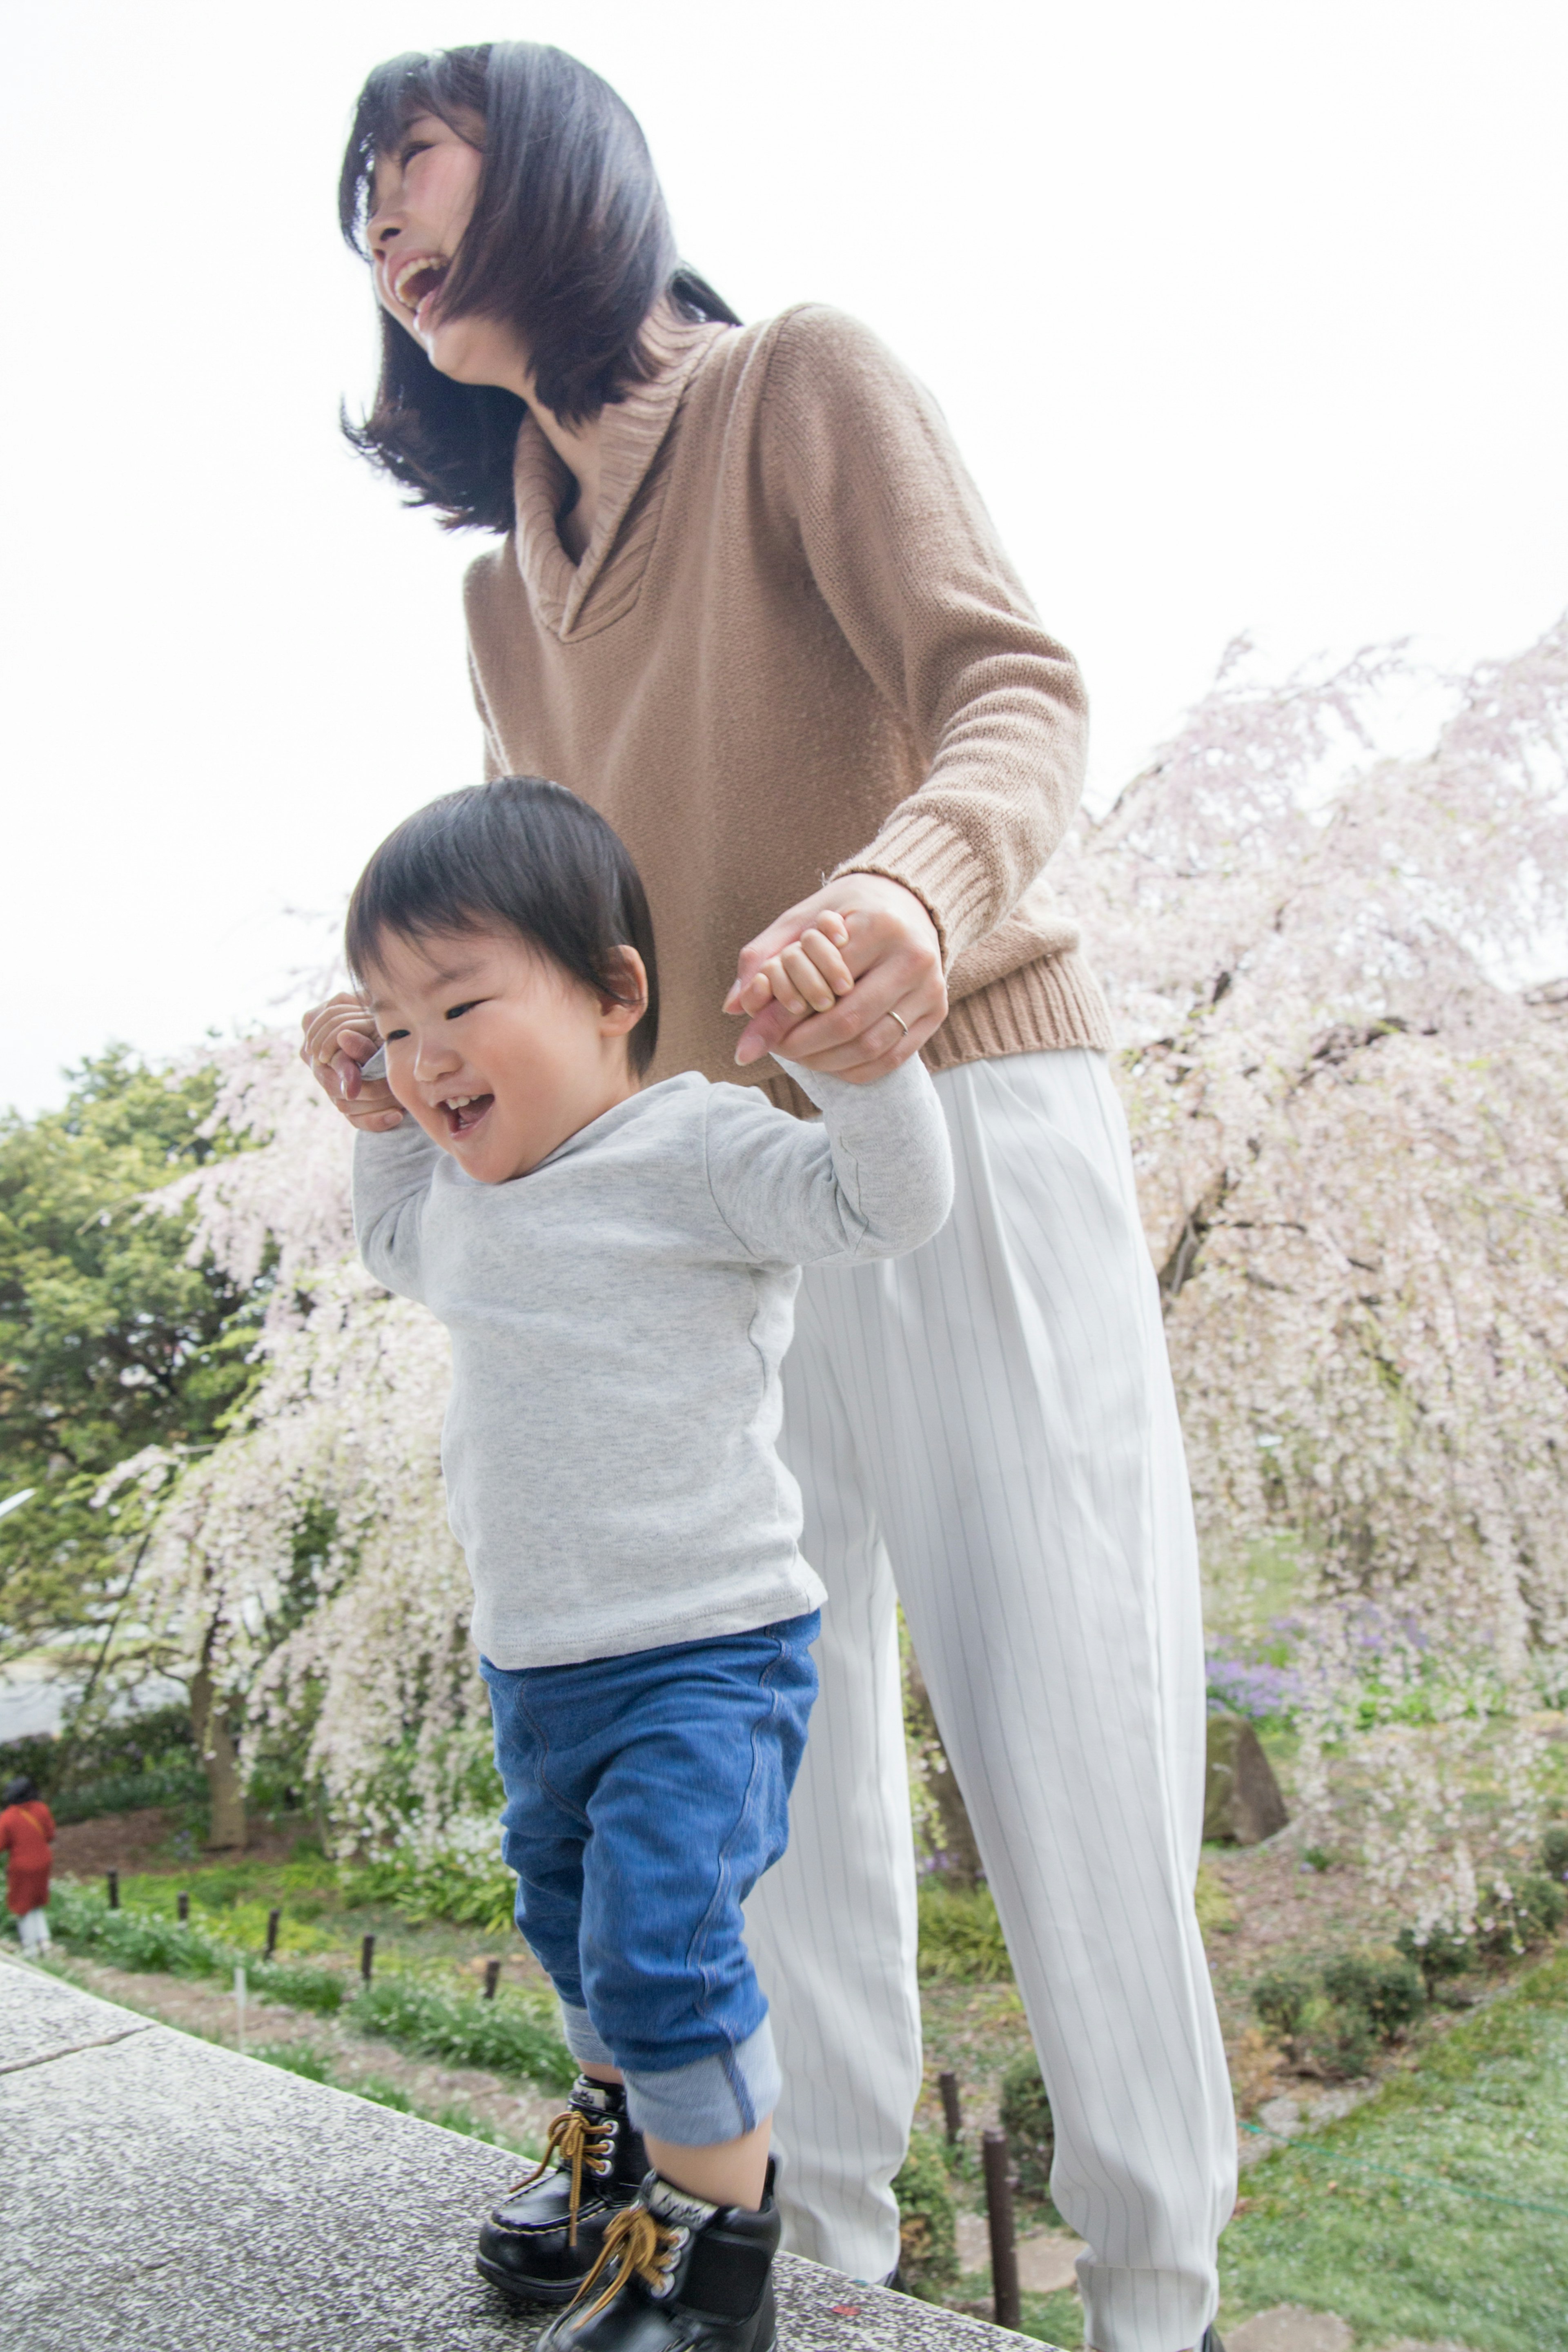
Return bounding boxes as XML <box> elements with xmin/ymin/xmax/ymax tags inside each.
<box><xmin>440</xmin><ymin>1093</ymin><xmax>495</xmax><ymax>1139</ymax></box>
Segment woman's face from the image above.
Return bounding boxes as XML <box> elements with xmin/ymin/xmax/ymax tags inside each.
<box><xmin>366</xmin><ymin>111</ymin><xmax>528</xmax><ymax>392</ymax></box>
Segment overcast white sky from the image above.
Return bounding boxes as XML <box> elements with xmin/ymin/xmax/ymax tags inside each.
<box><xmin>5</xmin><ymin>0</ymin><xmax>1566</xmax><ymax>1116</ymax></box>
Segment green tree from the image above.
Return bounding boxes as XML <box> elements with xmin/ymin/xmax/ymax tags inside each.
<box><xmin>0</xmin><ymin>1048</ymin><xmax>264</xmax><ymax>1779</ymax></box>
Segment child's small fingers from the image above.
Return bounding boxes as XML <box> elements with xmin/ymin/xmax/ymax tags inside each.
<box><xmin>762</xmin><ymin>951</ymin><xmax>816</xmax><ymax>1020</ymax></box>
<box><xmin>779</xmin><ymin>941</ymin><xmax>843</xmax><ymax>1014</ymax></box>
<box><xmin>796</xmin><ymin>928</ymin><xmax>855</xmax><ymax>999</ymax></box>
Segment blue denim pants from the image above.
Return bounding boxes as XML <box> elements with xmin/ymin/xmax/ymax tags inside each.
<box><xmin>480</xmin><ymin>1612</ymin><xmax>819</xmax><ymax>2146</ymax></box>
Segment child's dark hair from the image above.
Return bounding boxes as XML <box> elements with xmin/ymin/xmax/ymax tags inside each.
<box><xmin>346</xmin><ymin>778</ymin><xmax>660</xmax><ymax>1075</ymax></box>
<box><xmin>339</xmin><ymin>41</ymin><xmax>740</xmax><ymax>532</ymax></box>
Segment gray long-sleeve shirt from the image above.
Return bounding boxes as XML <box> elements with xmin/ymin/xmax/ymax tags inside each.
<box><xmin>352</xmin><ymin>1057</ymin><xmax>953</xmax><ymax>1669</ymax></box>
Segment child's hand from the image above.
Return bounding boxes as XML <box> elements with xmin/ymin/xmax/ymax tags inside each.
<box><xmin>299</xmin><ymin>994</ymin><xmax>404</xmax><ymax>1132</ymax></box>
<box><xmin>728</xmin><ymin>913</ymin><xmax>855</xmax><ymax>1028</ymax></box>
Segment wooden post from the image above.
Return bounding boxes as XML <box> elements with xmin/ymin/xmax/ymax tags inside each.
<box><xmin>177</xmin><ymin>1891</ymin><xmax>189</xmax><ymax>1922</ymax></box>
<box><xmin>265</xmin><ymin>1907</ymin><xmax>281</xmax><ymax>1960</ymax></box>
<box><xmin>483</xmin><ymin>1957</ymin><xmax>502</xmax><ymax>2000</ymax></box>
<box><xmin>938</xmin><ymin>2069</ymin><xmax>963</xmax><ymax>2142</ymax></box>
<box><xmin>106</xmin><ymin>1870</ymin><xmax>119</xmax><ymax>1910</ymax></box>
<box><xmin>360</xmin><ymin>1932</ymin><xmax>376</xmax><ymax>1984</ymax></box>
<box><xmin>234</xmin><ymin>1963</ymin><xmax>247</xmax><ymax>2054</ymax></box>
<box><xmin>982</xmin><ymin>2127</ymin><xmax>1020</xmax><ymax>2331</ymax></box>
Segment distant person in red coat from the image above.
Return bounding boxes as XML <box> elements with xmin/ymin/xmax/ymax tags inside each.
<box><xmin>1</xmin><ymin>1775</ymin><xmax>55</xmax><ymax>1954</ymax></box>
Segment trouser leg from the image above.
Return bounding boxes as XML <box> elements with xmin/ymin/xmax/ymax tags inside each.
<box><xmin>766</xmin><ymin>1051</ymin><xmax>1234</xmax><ymax>2349</ymax></box>
<box><xmin>745</xmin><ymin>1306</ymin><xmax>922</xmax><ymax>2279</ymax></box>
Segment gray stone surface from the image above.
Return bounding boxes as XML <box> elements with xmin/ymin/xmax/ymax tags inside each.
<box><xmin>1</xmin><ymin>1958</ymin><xmax>1041</xmax><ymax>2352</ymax></box>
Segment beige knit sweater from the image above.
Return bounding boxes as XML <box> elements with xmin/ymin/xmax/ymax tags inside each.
<box><xmin>463</xmin><ymin>305</ymin><xmax>1111</xmax><ymax>1105</ymax></box>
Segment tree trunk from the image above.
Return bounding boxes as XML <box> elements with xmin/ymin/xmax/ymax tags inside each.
<box><xmin>905</xmin><ymin>1653</ymin><xmax>984</xmax><ymax>1889</ymax></box>
<box><xmin>189</xmin><ymin>1664</ymin><xmax>247</xmax><ymax>1850</ymax></box>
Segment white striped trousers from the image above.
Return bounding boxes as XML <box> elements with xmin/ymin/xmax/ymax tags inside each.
<box><xmin>745</xmin><ymin>1048</ymin><xmax>1235</xmax><ymax>2352</ymax></box>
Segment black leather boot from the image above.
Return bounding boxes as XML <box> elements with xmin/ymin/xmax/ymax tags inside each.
<box><xmin>477</xmin><ymin>2077</ymin><xmax>648</xmax><ymax>2305</ymax></box>
<box><xmin>539</xmin><ymin>2172</ymin><xmax>780</xmax><ymax>2352</ymax></box>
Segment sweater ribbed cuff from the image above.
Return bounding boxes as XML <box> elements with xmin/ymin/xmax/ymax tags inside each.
<box><xmin>832</xmin><ymin>808</ymin><xmax>995</xmax><ymax>967</ymax></box>
<box><xmin>926</xmin><ymin>949</ymin><xmax>1114</xmax><ymax>1068</ymax></box>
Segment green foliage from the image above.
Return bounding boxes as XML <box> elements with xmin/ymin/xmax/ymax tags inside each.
<box><xmin>998</xmin><ymin>2053</ymin><xmax>1055</xmax><ymax>2197</ymax></box>
<box><xmin>250</xmin><ymin>2042</ymin><xmax>332</xmax><ymax>2082</ymax></box>
<box><xmin>1320</xmin><ymin>1955</ymin><xmax>1426</xmax><ymax>2038</ymax></box>
<box><xmin>891</xmin><ymin>2127</ymin><xmax>958</xmax><ymax>2298</ymax></box>
<box><xmin>916</xmin><ymin>1881</ymin><xmax>1013</xmax><ymax>1983</ymax></box>
<box><xmin>1474</xmin><ymin>1874</ymin><xmax>1568</xmax><ymax>1959</ymax></box>
<box><xmin>1541</xmin><ymin>1824</ymin><xmax>1568</xmax><ymax>1883</ymax></box>
<box><xmin>1252</xmin><ymin>1969</ymin><xmax>1316</xmax><ymax>2043</ymax></box>
<box><xmin>1396</xmin><ymin>1921</ymin><xmax>1476</xmax><ymax>1990</ymax></box>
<box><xmin>347</xmin><ymin>1828</ymin><xmax>517</xmax><ymax>1935</ymax></box>
<box><xmin>50</xmin><ymin>1763</ymin><xmax>209</xmax><ymax>1824</ymax></box>
<box><xmin>44</xmin><ymin>1879</ymin><xmax>345</xmax><ymax>2011</ymax></box>
<box><xmin>349</xmin><ymin>1975</ymin><xmax>574</xmax><ymax>2091</ymax></box>
<box><xmin>0</xmin><ymin>1049</ymin><xmax>263</xmax><ymax>1678</ymax></box>
<box><xmin>1253</xmin><ymin>1955</ymin><xmax>1424</xmax><ymax>2080</ymax></box>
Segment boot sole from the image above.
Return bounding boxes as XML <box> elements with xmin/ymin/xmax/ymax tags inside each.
<box><xmin>476</xmin><ymin>2252</ymin><xmax>590</xmax><ymax>2306</ymax></box>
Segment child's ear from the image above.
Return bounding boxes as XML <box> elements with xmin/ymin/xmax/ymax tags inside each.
<box><xmin>599</xmin><ymin>947</ymin><xmax>648</xmax><ymax>1038</ymax></box>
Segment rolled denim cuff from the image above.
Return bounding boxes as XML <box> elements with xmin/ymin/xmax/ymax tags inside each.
<box><xmin>559</xmin><ymin>1999</ymin><xmax>617</xmax><ymax>2069</ymax></box>
<box><xmin>623</xmin><ymin>2017</ymin><xmax>781</xmax><ymax>2145</ymax></box>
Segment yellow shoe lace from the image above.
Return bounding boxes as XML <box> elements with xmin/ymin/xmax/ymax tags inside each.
<box><xmin>568</xmin><ymin>2205</ymin><xmax>686</xmax><ymax>2323</ymax></box>
<box><xmin>508</xmin><ymin>2105</ymin><xmax>617</xmax><ymax>2247</ymax></box>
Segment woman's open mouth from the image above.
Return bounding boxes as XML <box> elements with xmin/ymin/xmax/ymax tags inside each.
<box><xmin>391</xmin><ymin>254</ymin><xmax>450</xmax><ymax>324</ymax></box>
<box><xmin>441</xmin><ymin>1093</ymin><xmax>494</xmax><ymax>1138</ymax></box>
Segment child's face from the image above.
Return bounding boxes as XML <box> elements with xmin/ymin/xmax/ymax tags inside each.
<box><xmin>362</xmin><ymin>925</ymin><xmax>644</xmax><ymax>1184</ymax></box>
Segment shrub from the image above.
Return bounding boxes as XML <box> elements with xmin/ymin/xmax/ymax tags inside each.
<box><xmin>350</xmin><ymin>1977</ymin><xmax>574</xmax><ymax>2092</ymax></box>
<box><xmin>1320</xmin><ymin>1956</ymin><xmax>1425</xmax><ymax>2038</ymax></box>
<box><xmin>252</xmin><ymin>1959</ymin><xmax>346</xmax><ymax>2015</ymax></box>
<box><xmin>345</xmin><ymin>1815</ymin><xmax>517</xmax><ymax>1933</ymax></box>
<box><xmin>998</xmin><ymin>2054</ymin><xmax>1055</xmax><ymax>2198</ymax></box>
<box><xmin>1540</xmin><ymin>1824</ymin><xmax>1568</xmax><ymax>1883</ymax></box>
<box><xmin>891</xmin><ymin>2128</ymin><xmax>957</xmax><ymax>2297</ymax></box>
<box><xmin>1396</xmin><ymin>1923</ymin><xmax>1474</xmax><ymax>1992</ymax></box>
<box><xmin>915</xmin><ymin>1882</ymin><xmax>1013</xmax><ymax>1983</ymax></box>
<box><xmin>1251</xmin><ymin>1969</ymin><xmax>1316</xmax><ymax>2044</ymax></box>
<box><xmin>1474</xmin><ymin>1874</ymin><xmax>1568</xmax><ymax>1959</ymax></box>
<box><xmin>1300</xmin><ymin>2000</ymin><xmax>1377</xmax><ymax>2081</ymax></box>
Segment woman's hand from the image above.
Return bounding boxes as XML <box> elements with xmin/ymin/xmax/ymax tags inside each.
<box><xmin>298</xmin><ymin>993</ymin><xmax>405</xmax><ymax>1133</ymax></box>
<box><xmin>726</xmin><ymin>874</ymin><xmax>947</xmax><ymax>1080</ymax></box>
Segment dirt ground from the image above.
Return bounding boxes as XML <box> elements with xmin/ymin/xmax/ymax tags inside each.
<box><xmin>51</xmin><ymin>1806</ymin><xmax>303</xmax><ymax>1880</ymax></box>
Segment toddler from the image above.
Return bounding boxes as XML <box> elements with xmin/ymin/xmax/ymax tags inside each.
<box><xmin>302</xmin><ymin>777</ymin><xmax>952</xmax><ymax>2352</ymax></box>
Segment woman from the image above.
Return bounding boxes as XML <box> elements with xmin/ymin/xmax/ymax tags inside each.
<box><xmin>314</xmin><ymin>42</ymin><xmax>1234</xmax><ymax>2352</ymax></box>
<box><xmin>1</xmin><ymin>1774</ymin><xmax>56</xmax><ymax>1954</ymax></box>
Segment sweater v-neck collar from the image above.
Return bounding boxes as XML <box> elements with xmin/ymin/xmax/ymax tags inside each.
<box><xmin>509</xmin><ymin>320</ymin><xmax>729</xmax><ymax>639</ymax></box>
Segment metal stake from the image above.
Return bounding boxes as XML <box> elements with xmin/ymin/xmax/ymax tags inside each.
<box><xmin>360</xmin><ymin>1932</ymin><xmax>376</xmax><ymax>1984</ymax></box>
<box><xmin>982</xmin><ymin>2127</ymin><xmax>1020</xmax><ymax>2332</ymax></box>
<box><xmin>483</xmin><ymin>1957</ymin><xmax>502</xmax><ymax>2000</ymax></box>
<box><xmin>106</xmin><ymin>1870</ymin><xmax>119</xmax><ymax>1911</ymax></box>
<box><xmin>177</xmin><ymin>1891</ymin><xmax>189</xmax><ymax>1923</ymax></box>
<box><xmin>938</xmin><ymin>2069</ymin><xmax>963</xmax><ymax>2142</ymax></box>
<box><xmin>234</xmin><ymin>1963</ymin><xmax>247</xmax><ymax>2054</ymax></box>
<box><xmin>265</xmin><ymin>1907</ymin><xmax>281</xmax><ymax>1959</ymax></box>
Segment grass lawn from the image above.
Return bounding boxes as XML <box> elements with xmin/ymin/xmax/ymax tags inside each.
<box><xmin>1217</xmin><ymin>1950</ymin><xmax>1568</xmax><ymax>2351</ymax></box>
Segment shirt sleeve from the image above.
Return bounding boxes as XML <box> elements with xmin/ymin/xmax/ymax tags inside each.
<box><xmin>760</xmin><ymin>306</ymin><xmax>1089</xmax><ymax>966</ymax></box>
<box><xmin>703</xmin><ymin>1055</ymin><xmax>953</xmax><ymax>1267</ymax></box>
<box><xmin>352</xmin><ymin>1119</ymin><xmax>443</xmax><ymax>1302</ymax></box>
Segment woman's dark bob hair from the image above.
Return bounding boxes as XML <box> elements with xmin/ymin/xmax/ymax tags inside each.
<box><xmin>340</xmin><ymin>42</ymin><xmax>739</xmax><ymax>533</ymax></box>
<box><xmin>345</xmin><ymin>778</ymin><xmax>660</xmax><ymax>1076</ymax></box>
<box><xmin>3</xmin><ymin>1775</ymin><xmax>39</xmax><ymax>1807</ymax></box>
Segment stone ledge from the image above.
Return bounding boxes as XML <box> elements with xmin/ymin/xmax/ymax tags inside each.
<box><xmin>2</xmin><ymin>1958</ymin><xmax>1035</xmax><ymax>2352</ymax></box>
